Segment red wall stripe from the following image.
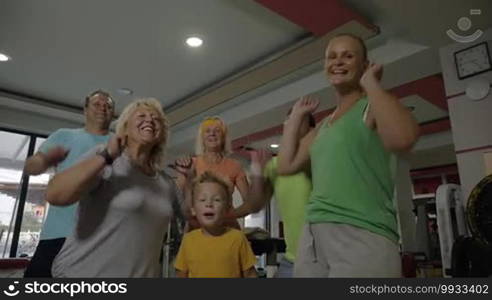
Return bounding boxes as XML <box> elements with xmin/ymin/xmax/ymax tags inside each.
<box><xmin>420</xmin><ymin>118</ymin><xmax>451</xmax><ymax>135</ymax></box>
<box><xmin>232</xmin><ymin>75</ymin><xmax>448</xmax><ymax>151</ymax></box>
<box><xmin>255</xmin><ymin>0</ymin><xmax>377</xmax><ymax>36</ymax></box>
<box><xmin>390</xmin><ymin>74</ymin><xmax>448</xmax><ymax>111</ymax></box>
<box><xmin>455</xmin><ymin>145</ymin><xmax>492</xmax><ymax>155</ymax></box>
<box><xmin>410</xmin><ymin>164</ymin><xmax>458</xmax><ymax>178</ymax></box>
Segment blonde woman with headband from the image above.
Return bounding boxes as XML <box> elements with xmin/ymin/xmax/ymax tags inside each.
<box><xmin>175</xmin><ymin>116</ymin><xmax>249</xmax><ymax>230</ymax></box>
<box><xmin>46</xmin><ymin>98</ymin><xmax>182</xmax><ymax>277</ymax></box>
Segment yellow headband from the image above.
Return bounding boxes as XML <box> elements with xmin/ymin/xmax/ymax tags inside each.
<box><xmin>200</xmin><ymin>119</ymin><xmax>226</xmax><ymax>136</ymax></box>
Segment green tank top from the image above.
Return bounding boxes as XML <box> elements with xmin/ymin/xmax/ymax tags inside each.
<box><xmin>307</xmin><ymin>97</ymin><xmax>399</xmax><ymax>243</ymax></box>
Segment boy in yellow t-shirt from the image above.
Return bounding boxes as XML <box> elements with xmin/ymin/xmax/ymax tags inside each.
<box><xmin>174</xmin><ymin>172</ymin><xmax>257</xmax><ymax>278</ymax></box>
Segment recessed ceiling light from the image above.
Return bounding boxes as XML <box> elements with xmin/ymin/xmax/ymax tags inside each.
<box><xmin>0</xmin><ymin>53</ymin><xmax>11</xmax><ymax>62</ymax></box>
<box><xmin>270</xmin><ymin>144</ymin><xmax>279</xmax><ymax>149</ymax></box>
<box><xmin>186</xmin><ymin>37</ymin><xmax>203</xmax><ymax>48</ymax></box>
<box><xmin>116</xmin><ymin>88</ymin><xmax>133</xmax><ymax>96</ymax></box>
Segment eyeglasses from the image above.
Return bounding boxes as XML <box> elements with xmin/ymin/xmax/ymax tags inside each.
<box><xmin>88</xmin><ymin>94</ymin><xmax>114</xmax><ymax>109</ymax></box>
<box><xmin>86</xmin><ymin>90</ymin><xmax>114</xmax><ymax>108</ymax></box>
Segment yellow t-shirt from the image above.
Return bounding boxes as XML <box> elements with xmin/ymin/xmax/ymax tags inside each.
<box><xmin>174</xmin><ymin>228</ymin><xmax>256</xmax><ymax>278</ymax></box>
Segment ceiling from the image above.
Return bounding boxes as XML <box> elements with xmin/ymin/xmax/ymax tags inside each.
<box><xmin>1</xmin><ymin>0</ymin><xmax>491</xmax><ymax>171</ymax></box>
<box><xmin>0</xmin><ymin>0</ymin><xmax>306</xmax><ymax>111</ymax></box>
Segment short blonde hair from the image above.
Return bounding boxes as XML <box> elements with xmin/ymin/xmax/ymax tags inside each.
<box><xmin>115</xmin><ymin>98</ymin><xmax>169</xmax><ymax>172</ymax></box>
<box><xmin>329</xmin><ymin>33</ymin><xmax>368</xmax><ymax>61</ymax></box>
<box><xmin>191</xmin><ymin>171</ymin><xmax>232</xmax><ymax>206</ymax></box>
<box><xmin>195</xmin><ymin>116</ymin><xmax>231</xmax><ymax>155</ymax></box>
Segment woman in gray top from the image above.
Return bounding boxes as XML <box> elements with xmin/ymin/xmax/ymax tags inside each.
<box><xmin>46</xmin><ymin>98</ymin><xmax>181</xmax><ymax>278</ymax></box>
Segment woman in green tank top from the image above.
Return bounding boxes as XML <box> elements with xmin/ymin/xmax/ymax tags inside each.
<box><xmin>278</xmin><ymin>34</ymin><xmax>419</xmax><ymax>277</ymax></box>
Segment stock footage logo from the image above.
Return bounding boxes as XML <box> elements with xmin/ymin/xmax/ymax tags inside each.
<box><xmin>3</xmin><ymin>281</ymin><xmax>20</xmax><ymax>297</ymax></box>
<box><xmin>1</xmin><ymin>280</ymin><xmax>127</xmax><ymax>297</ymax></box>
<box><xmin>446</xmin><ymin>9</ymin><xmax>483</xmax><ymax>43</ymax></box>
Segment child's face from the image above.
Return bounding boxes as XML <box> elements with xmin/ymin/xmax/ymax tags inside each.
<box><xmin>192</xmin><ymin>182</ymin><xmax>229</xmax><ymax>229</ymax></box>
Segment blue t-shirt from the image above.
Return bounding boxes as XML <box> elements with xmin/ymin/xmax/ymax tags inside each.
<box><xmin>38</xmin><ymin>128</ymin><xmax>111</xmax><ymax>240</ymax></box>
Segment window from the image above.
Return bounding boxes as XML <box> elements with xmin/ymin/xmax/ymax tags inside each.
<box><xmin>17</xmin><ymin>138</ymin><xmax>51</xmax><ymax>257</ymax></box>
<box><xmin>0</xmin><ymin>129</ymin><xmax>47</xmax><ymax>258</ymax></box>
<box><xmin>0</xmin><ymin>131</ymin><xmax>30</xmax><ymax>257</ymax></box>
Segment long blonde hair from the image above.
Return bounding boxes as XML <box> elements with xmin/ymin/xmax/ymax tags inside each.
<box><xmin>115</xmin><ymin>98</ymin><xmax>169</xmax><ymax>172</ymax></box>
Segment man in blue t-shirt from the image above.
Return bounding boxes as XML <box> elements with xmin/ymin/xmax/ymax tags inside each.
<box><xmin>23</xmin><ymin>90</ymin><xmax>115</xmax><ymax>277</ymax></box>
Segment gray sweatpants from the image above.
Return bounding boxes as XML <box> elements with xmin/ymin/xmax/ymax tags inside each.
<box><xmin>294</xmin><ymin>223</ymin><xmax>402</xmax><ymax>277</ymax></box>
